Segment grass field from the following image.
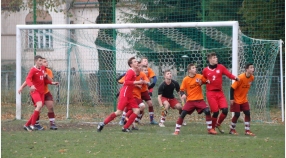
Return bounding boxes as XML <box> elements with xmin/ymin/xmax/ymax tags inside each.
<box><xmin>1</xmin><ymin>119</ymin><xmax>285</xmax><ymax>158</ymax></box>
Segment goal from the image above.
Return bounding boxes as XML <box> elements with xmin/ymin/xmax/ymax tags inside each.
<box><xmin>16</xmin><ymin>22</ymin><xmax>284</xmax><ymax>122</ymax></box>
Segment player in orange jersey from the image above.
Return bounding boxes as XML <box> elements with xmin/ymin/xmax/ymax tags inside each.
<box><xmin>141</xmin><ymin>57</ymin><xmax>158</xmax><ymax>124</ymax></box>
<box><xmin>229</xmin><ymin>63</ymin><xmax>255</xmax><ymax>136</ymax></box>
<box><xmin>173</xmin><ymin>63</ymin><xmax>215</xmax><ymax>135</ymax></box>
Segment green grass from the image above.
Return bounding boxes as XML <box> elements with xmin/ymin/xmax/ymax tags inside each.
<box><xmin>1</xmin><ymin>120</ymin><xmax>284</xmax><ymax>158</ymax></box>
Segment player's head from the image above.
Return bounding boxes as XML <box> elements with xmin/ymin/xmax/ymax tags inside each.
<box><xmin>42</xmin><ymin>58</ymin><xmax>48</xmax><ymax>67</ymax></box>
<box><xmin>245</xmin><ymin>63</ymin><xmax>254</xmax><ymax>75</ymax></box>
<box><xmin>163</xmin><ymin>69</ymin><xmax>172</xmax><ymax>80</ymax></box>
<box><xmin>141</xmin><ymin>65</ymin><xmax>148</xmax><ymax>75</ymax></box>
<box><xmin>34</xmin><ymin>55</ymin><xmax>43</xmax><ymax>67</ymax></box>
<box><xmin>141</xmin><ymin>57</ymin><xmax>148</xmax><ymax>66</ymax></box>
<box><xmin>207</xmin><ymin>52</ymin><xmax>218</xmax><ymax>65</ymax></box>
<box><xmin>187</xmin><ymin>63</ymin><xmax>197</xmax><ymax>75</ymax></box>
<box><xmin>128</xmin><ymin>56</ymin><xmax>139</xmax><ymax>69</ymax></box>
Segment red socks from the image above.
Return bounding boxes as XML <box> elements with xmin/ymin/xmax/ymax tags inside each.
<box><xmin>104</xmin><ymin>113</ymin><xmax>117</xmax><ymax>125</ymax></box>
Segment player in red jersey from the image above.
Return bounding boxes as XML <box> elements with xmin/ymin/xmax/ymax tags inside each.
<box><xmin>173</xmin><ymin>64</ymin><xmax>216</xmax><ymax>135</ymax></box>
<box><xmin>22</xmin><ymin>55</ymin><xmax>58</xmax><ymax>131</ymax></box>
<box><xmin>18</xmin><ymin>58</ymin><xmax>58</xmax><ymax>130</ymax></box>
<box><xmin>97</xmin><ymin>57</ymin><xmax>148</xmax><ymax>132</ymax></box>
<box><xmin>117</xmin><ymin>65</ymin><xmax>150</xmax><ymax>130</ymax></box>
<box><xmin>157</xmin><ymin>70</ymin><xmax>183</xmax><ymax>127</ymax></box>
<box><xmin>229</xmin><ymin>63</ymin><xmax>255</xmax><ymax>136</ymax></box>
<box><xmin>202</xmin><ymin>52</ymin><xmax>239</xmax><ymax>134</ymax></box>
<box><xmin>140</xmin><ymin>57</ymin><xmax>158</xmax><ymax>124</ymax></box>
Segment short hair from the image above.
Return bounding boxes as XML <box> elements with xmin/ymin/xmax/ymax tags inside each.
<box><xmin>163</xmin><ymin>69</ymin><xmax>171</xmax><ymax>75</ymax></box>
<box><xmin>128</xmin><ymin>56</ymin><xmax>136</xmax><ymax>67</ymax></box>
<box><xmin>34</xmin><ymin>55</ymin><xmax>43</xmax><ymax>61</ymax></box>
<box><xmin>207</xmin><ymin>52</ymin><xmax>216</xmax><ymax>59</ymax></box>
<box><xmin>141</xmin><ymin>65</ymin><xmax>148</xmax><ymax>69</ymax></box>
<box><xmin>140</xmin><ymin>57</ymin><xmax>148</xmax><ymax>62</ymax></box>
<box><xmin>245</xmin><ymin>63</ymin><xmax>253</xmax><ymax>70</ymax></box>
<box><xmin>187</xmin><ymin>63</ymin><xmax>196</xmax><ymax>70</ymax></box>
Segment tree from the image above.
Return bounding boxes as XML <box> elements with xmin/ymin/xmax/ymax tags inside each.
<box><xmin>95</xmin><ymin>0</ymin><xmax>117</xmax><ymax>103</ymax></box>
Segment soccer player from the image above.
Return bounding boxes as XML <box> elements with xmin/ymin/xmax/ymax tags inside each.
<box><xmin>97</xmin><ymin>57</ymin><xmax>148</xmax><ymax>132</ymax></box>
<box><xmin>22</xmin><ymin>55</ymin><xmax>58</xmax><ymax>131</ymax></box>
<box><xmin>173</xmin><ymin>64</ymin><xmax>216</xmax><ymax>135</ymax></box>
<box><xmin>229</xmin><ymin>63</ymin><xmax>255</xmax><ymax>136</ymax></box>
<box><xmin>140</xmin><ymin>57</ymin><xmax>158</xmax><ymax>124</ymax></box>
<box><xmin>18</xmin><ymin>58</ymin><xmax>58</xmax><ymax>130</ymax></box>
<box><xmin>202</xmin><ymin>52</ymin><xmax>239</xmax><ymax>134</ymax></box>
<box><xmin>118</xmin><ymin>65</ymin><xmax>150</xmax><ymax>130</ymax></box>
<box><xmin>157</xmin><ymin>69</ymin><xmax>183</xmax><ymax>127</ymax></box>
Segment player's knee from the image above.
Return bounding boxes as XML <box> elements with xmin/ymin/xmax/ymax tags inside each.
<box><xmin>114</xmin><ymin>110</ymin><xmax>123</xmax><ymax>116</ymax></box>
<box><xmin>139</xmin><ymin>102</ymin><xmax>145</xmax><ymax>108</ymax></box>
<box><xmin>133</xmin><ymin>108</ymin><xmax>140</xmax><ymax>115</ymax></box>
<box><xmin>243</xmin><ymin>110</ymin><xmax>250</xmax><ymax>116</ymax></box>
<box><xmin>221</xmin><ymin>108</ymin><xmax>228</xmax><ymax>115</ymax></box>
<box><xmin>234</xmin><ymin>112</ymin><xmax>240</xmax><ymax>118</ymax></box>
<box><xmin>203</xmin><ymin>107</ymin><xmax>211</xmax><ymax>115</ymax></box>
<box><xmin>180</xmin><ymin>110</ymin><xmax>188</xmax><ymax>118</ymax></box>
<box><xmin>212</xmin><ymin>111</ymin><xmax>219</xmax><ymax>118</ymax></box>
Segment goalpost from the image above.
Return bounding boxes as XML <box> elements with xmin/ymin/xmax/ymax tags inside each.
<box><xmin>16</xmin><ymin>21</ymin><xmax>284</xmax><ymax>122</ymax></box>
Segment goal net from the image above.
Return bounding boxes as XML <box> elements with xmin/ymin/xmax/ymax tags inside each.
<box><xmin>16</xmin><ymin>22</ymin><xmax>281</xmax><ymax>122</ymax></box>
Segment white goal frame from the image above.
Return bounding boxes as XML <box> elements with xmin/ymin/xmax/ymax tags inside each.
<box><xmin>15</xmin><ymin>21</ymin><xmax>283</xmax><ymax>121</ymax></box>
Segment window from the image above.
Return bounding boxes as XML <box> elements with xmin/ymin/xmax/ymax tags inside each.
<box><xmin>25</xmin><ymin>13</ymin><xmax>53</xmax><ymax>50</ymax></box>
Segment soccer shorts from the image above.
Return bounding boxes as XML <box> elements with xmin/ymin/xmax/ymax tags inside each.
<box><xmin>44</xmin><ymin>91</ymin><xmax>53</xmax><ymax>101</ymax></box>
<box><xmin>161</xmin><ymin>97</ymin><xmax>179</xmax><ymax>109</ymax></box>
<box><xmin>30</xmin><ymin>91</ymin><xmax>45</xmax><ymax>107</ymax></box>
<box><xmin>206</xmin><ymin>91</ymin><xmax>228</xmax><ymax>112</ymax></box>
<box><xmin>117</xmin><ymin>96</ymin><xmax>138</xmax><ymax>111</ymax></box>
<box><xmin>141</xmin><ymin>91</ymin><xmax>151</xmax><ymax>101</ymax></box>
<box><xmin>183</xmin><ymin>100</ymin><xmax>208</xmax><ymax>114</ymax></box>
<box><xmin>230</xmin><ymin>102</ymin><xmax>250</xmax><ymax>112</ymax></box>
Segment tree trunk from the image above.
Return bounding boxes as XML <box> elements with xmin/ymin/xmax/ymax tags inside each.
<box><xmin>95</xmin><ymin>0</ymin><xmax>116</xmax><ymax>103</ymax></box>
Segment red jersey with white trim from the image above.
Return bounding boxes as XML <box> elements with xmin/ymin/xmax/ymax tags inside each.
<box><xmin>119</xmin><ymin>68</ymin><xmax>136</xmax><ymax>97</ymax></box>
<box><xmin>202</xmin><ymin>64</ymin><xmax>236</xmax><ymax>91</ymax></box>
<box><xmin>26</xmin><ymin>66</ymin><xmax>52</xmax><ymax>94</ymax></box>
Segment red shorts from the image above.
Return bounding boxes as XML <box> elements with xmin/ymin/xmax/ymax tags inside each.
<box><xmin>135</xmin><ymin>98</ymin><xmax>143</xmax><ymax>105</ymax></box>
<box><xmin>206</xmin><ymin>91</ymin><xmax>228</xmax><ymax>112</ymax></box>
<box><xmin>44</xmin><ymin>91</ymin><xmax>53</xmax><ymax>101</ymax></box>
<box><xmin>30</xmin><ymin>91</ymin><xmax>45</xmax><ymax>107</ymax></box>
<box><xmin>230</xmin><ymin>102</ymin><xmax>250</xmax><ymax>112</ymax></box>
<box><xmin>141</xmin><ymin>91</ymin><xmax>151</xmax><ymax>101</ymax></box>
<box><xmin>161</xmin><ymin>97</ymin><xmax>179</xmax><ymax>109</ymax></box>
<box><xmin>117</xmin><ymin>96</ymin><xmax>138</xmax><ymax>111</ymax></box>
<box><xmin>183</xmin><ymin>100</ymin><xmax>208</xmax><ymax>114</ymax></box>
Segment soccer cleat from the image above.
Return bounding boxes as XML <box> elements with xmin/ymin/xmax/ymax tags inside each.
<box><xmin>245</xmin><ymin>131</ymin><xmax>256</xmax><ymax>136</ymax></box>
<box><xmin>23</xmin><ymin>125</ymin><xmax>32</xmax><ymax>132</ymax></box>
<box><xmin>216</xmin><ymin>125</ymin><xmax>225</xmax><ymax>134</ymax></box>
<box><xmin>29</xmin><ymin>125</ymin><xmax>36</xmax><ymax>131</ymax></box>
<box><xmin>229</xmin><ymin>129</ymin><xmax>239</xmax><ymax>135</ymax></box>
<box><xmin>97</xmin><ymin>122</ymin><xmax>104</xmax><ymax>132</ymax></box>
<box><xmin>34</xmin><ymin>124</ymin><xmax>44</xmax><ymax>130</ymax></box>
<box><xmin>50</xmin><ymin>124</ymin><xmax>58</xmax><ymax>130</ymax></box>
<box><xmin>118</xmin><ymin>120</ymin><xmax>124</xmax><ymax>126</ymax></box>
<box><xmin>182</xmin><ymin>121</ymin><xmax>187</xmax><ymax>126</ymax></box>
<box><xmin>122</xmin><ymin>128</ymin><xmax>131</xmax><ymax>132</ymax></box>
<box><xmin>150</xmin><ymin>120</ymin><xmax>158</xmax><ymax>125</ymax></box>
<box><xmin>158</xmin><ymin>122</ymin><xmax>165</xmax><ymax>127</ymax></box>
<box><xmin>173</xmin><ymin>131</ymin><xmax>180</xmax><ymax>135</ymax></box>
<box><xmin>208</xmin><ymin>128</ymin><xmax>217</xmax><ymax>135</ymax></box>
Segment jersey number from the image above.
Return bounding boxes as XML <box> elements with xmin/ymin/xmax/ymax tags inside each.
<box><xmin>212</xmin><ymin>75</ymin><xmax>216</xmax><ymax>81</ymax></box>
<box><xmin>40</xmin><ymin>75</ymin><xmax>44</xmax><ymax>80</ymax></box>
